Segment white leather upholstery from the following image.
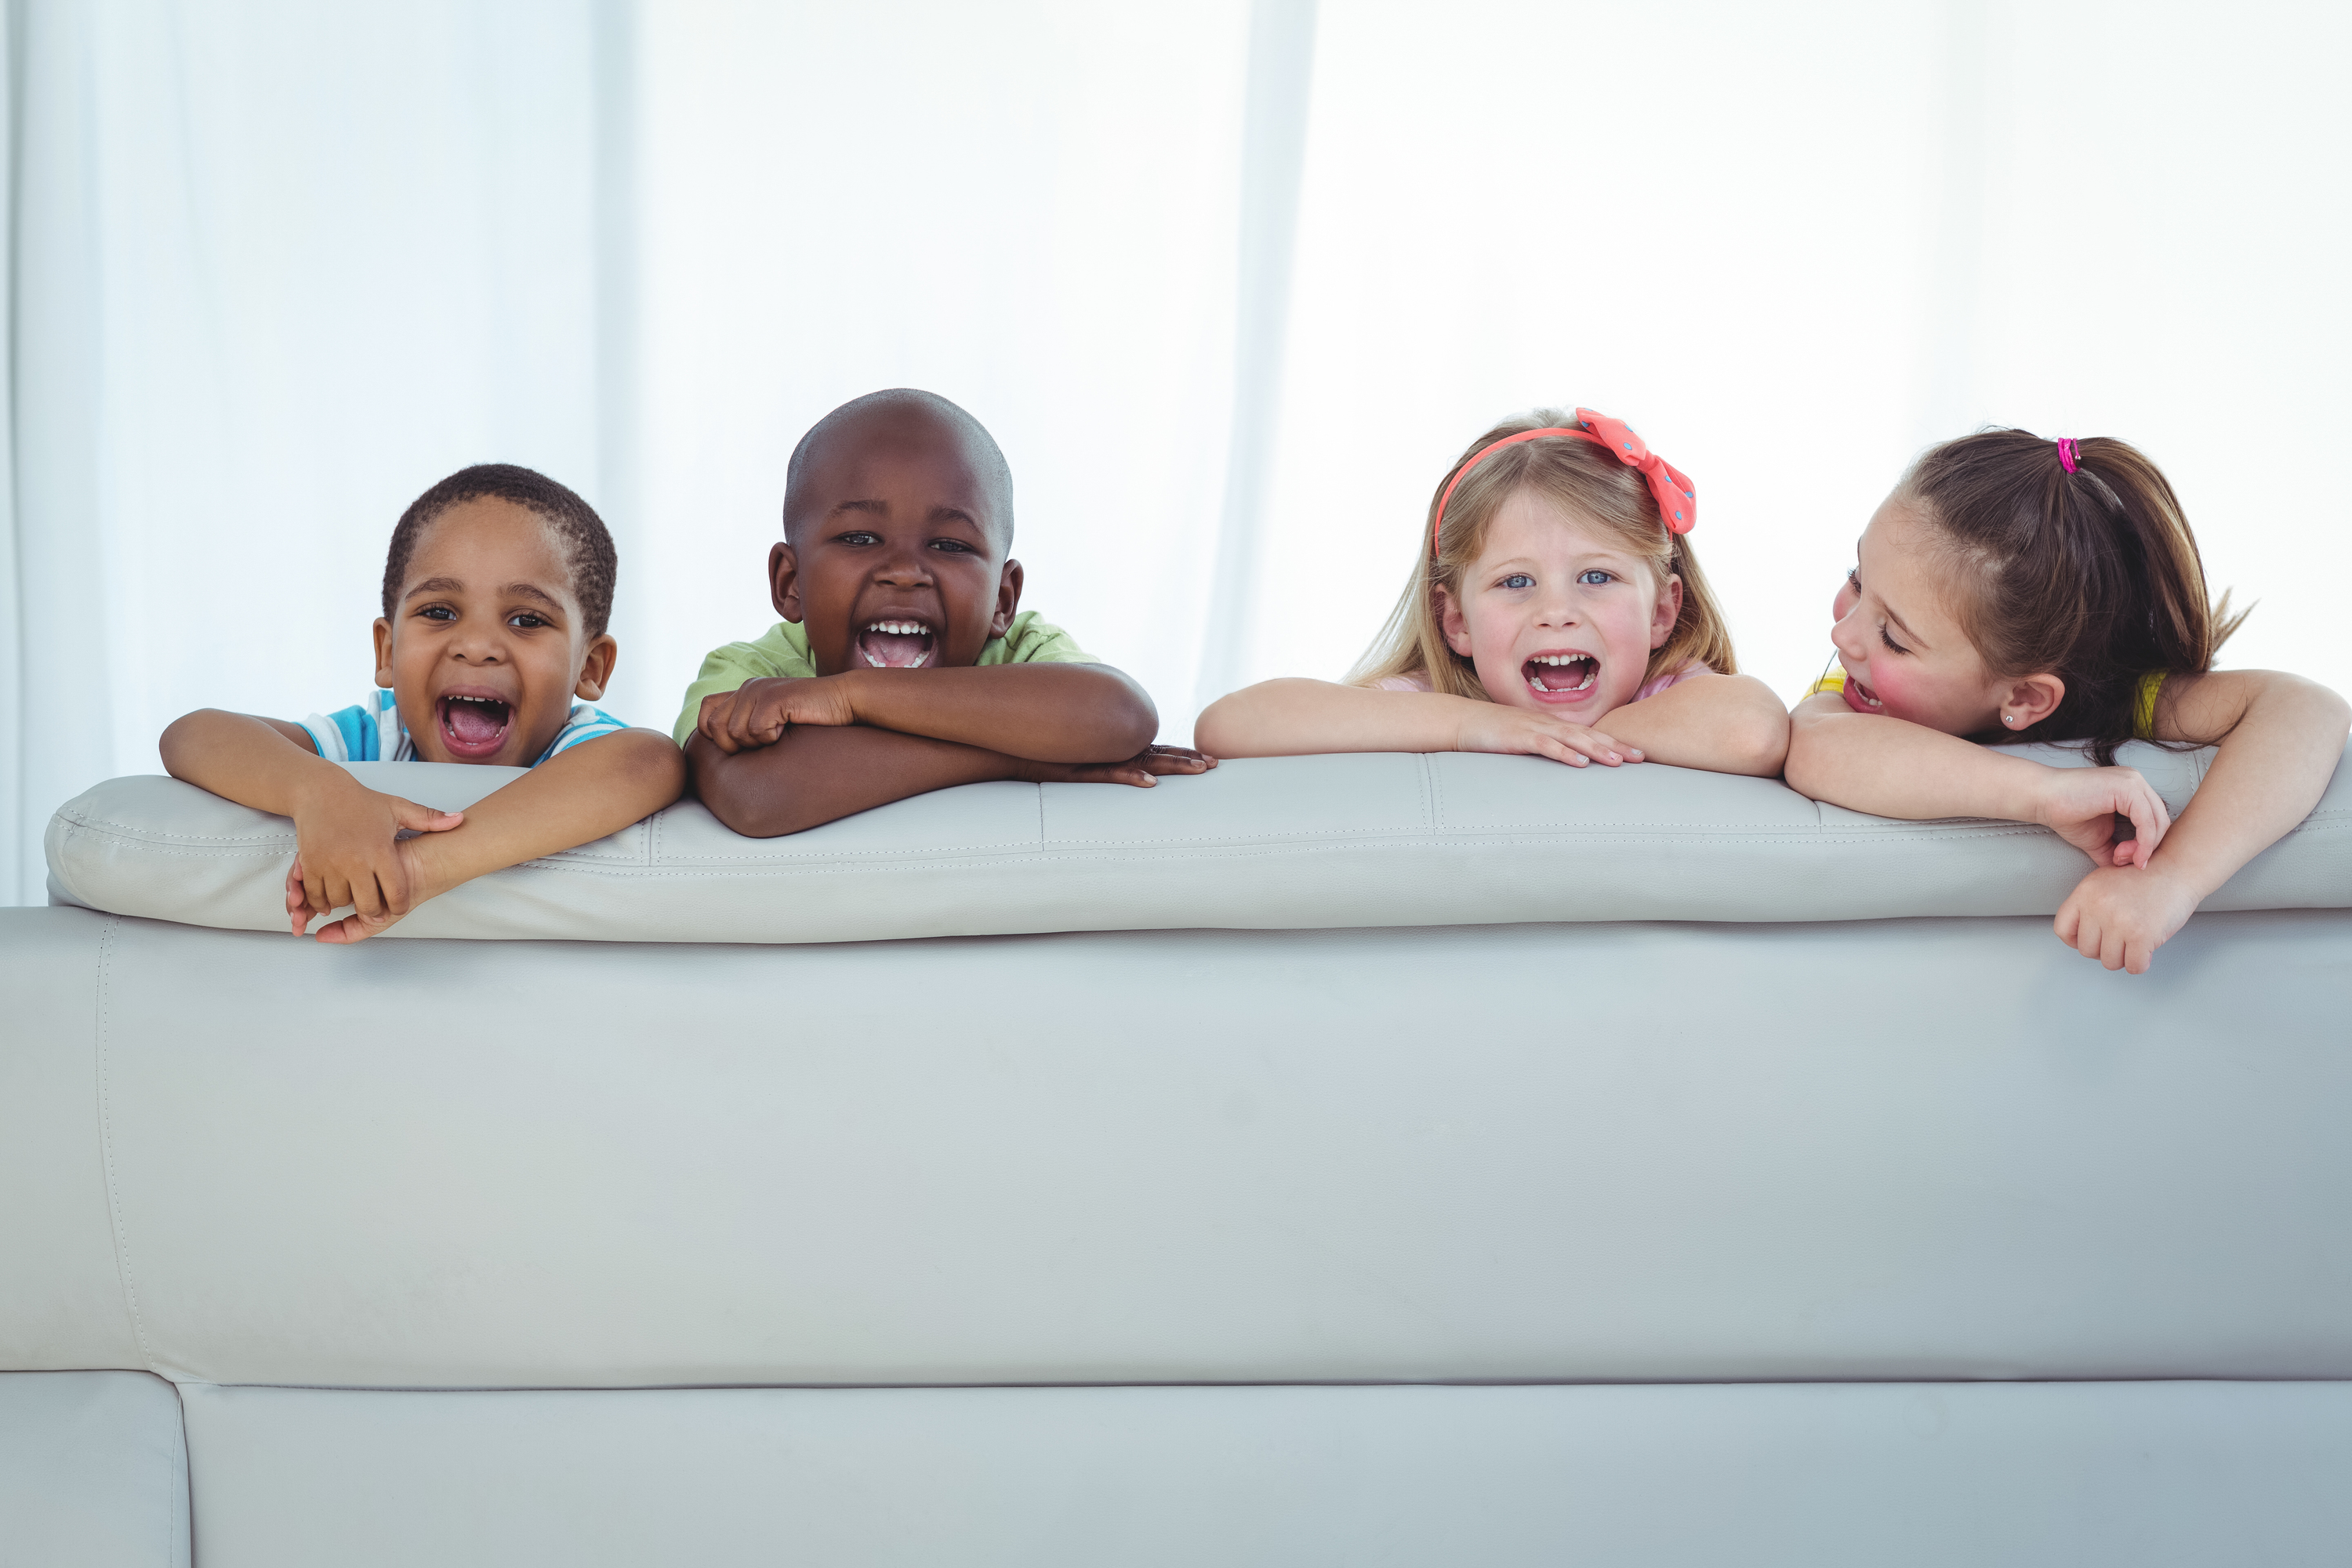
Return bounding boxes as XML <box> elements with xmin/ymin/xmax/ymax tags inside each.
<box><xmin>9</xmin><ymin>903</ymin><xmax>2349</xmax><ymax>1388</ymax></box>
<box><xmin>178</xmin><ymin>1380</ymin><xmax>2352</xmax><ymax>1567</ymax></box>
<box><xmin>0</xmin><ymin>911</ymin><xmax>146</xmax><ymax>1371</ymax></box>
<box><xmin>0</xmin><ymin>1372</ymin><xmax>189</xmax><ymax>1568</ymax></box>
<box><xmin>43</xmin><ymin>740</ymin><xmax>2352</xmax><ymax>942</ymax></box>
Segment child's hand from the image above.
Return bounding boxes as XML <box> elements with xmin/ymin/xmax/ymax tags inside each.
<box><xmin>698</xmin><ymin>676</ymin><xmax>858</xmax><ymax>753</ymax></box>
<box><xmin>1454</xmin><ymin>705</ymin><xmax>1642</xmax><ymax>768</ymax></box>
<box><xmin>2053</xmin><ymin>862</ymin><xmax>2201</xmax><ymax>974</ymax></box>
<box><xmin>1020</xmin><ymin>745</ymin><xmax>1217</xmax><ymax>787</ymax></box>
<box><xmin>2027</xmin><ymin>764</ymin><xmax>2171</xmax><ymax>867</ymax></box>
<box><xmin>283</xmin><ymin>778</ymin><xmax>463</xmax><ymax>939</ymax></box>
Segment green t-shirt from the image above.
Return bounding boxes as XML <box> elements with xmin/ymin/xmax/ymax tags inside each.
<box><xmin>671</xmin><ymin>611</ymin><xmax>1099</xmax><ymax>745</ymax></box>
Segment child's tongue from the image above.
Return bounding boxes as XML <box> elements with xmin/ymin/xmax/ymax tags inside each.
<box><xmin>445</xmin><ymin>699</ymin><xmax>507</xmax><ymax>746</ymax></box>
<box><xmin>857</xmin><ymin>628</ymin><xmax>935</xmax><ymax>669</ymax></box>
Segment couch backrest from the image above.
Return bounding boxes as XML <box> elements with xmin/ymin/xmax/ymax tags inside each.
<box><xmin>42</xmin><ymin>742</ymin><xmax>2352</xmax><ymax>943</ymax></box>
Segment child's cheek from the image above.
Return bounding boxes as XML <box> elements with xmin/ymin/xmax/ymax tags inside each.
<box><xmin>1864</xmin><ymin>660</ymin><xmax>1929</xmax><ymax>725</ymax></box>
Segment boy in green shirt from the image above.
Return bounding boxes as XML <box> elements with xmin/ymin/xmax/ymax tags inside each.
<box><xmin>680</xmin><ymin>389</ymin><xmax>1212</xmax><ymax>835</ymax></box>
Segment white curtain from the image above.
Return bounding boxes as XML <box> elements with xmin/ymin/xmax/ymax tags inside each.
<box><xmin>6</xmin><ymin>0</ymin><xmax>2347</xmax><ymax>904</ymax></box>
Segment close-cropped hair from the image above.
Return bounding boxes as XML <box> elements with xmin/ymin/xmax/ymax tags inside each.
<box><xmin>1349</xmin><ymin>408</ymin><xmax>1737</xmax><ymax>695</ymax></box>
<box><xmin>382</xmin><ymin>464</ymin><xmax>619</xmax><ymax>638</ymax></box>
<box><xmin>781</xmin><ymin>388</ymin><xmax>1016</xmax><ymax>546</ymax></box>
<box><xmin>1898</xmin><ymin>428</ymin><xmax>2245</xmax><ymax>764</ymax></box>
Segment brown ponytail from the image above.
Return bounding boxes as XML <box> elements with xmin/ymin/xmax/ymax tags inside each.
<box><xmin>1899</xmin><ymin>428</ymin><xmax>2245</xmax><ymax>764</ymax></box>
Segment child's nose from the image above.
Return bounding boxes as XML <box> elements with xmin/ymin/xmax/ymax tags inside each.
<box><xmin>873</xmin><ymin>543</ymin><xmax>933</xmax><ymax>585</ymax></box>
<box><xmin>446</xmin><ymin>626</ymin><xmax>504</xmax><ymax>662</ymax></box>
<box><xmin>1828</xmin><ymin>601</ymin><xmax>1864</xmax><ymax>659</ymax></box>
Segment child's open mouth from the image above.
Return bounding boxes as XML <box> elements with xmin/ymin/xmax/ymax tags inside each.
<box><xmin>1841</xmin><ymin>674</ymin><xmax>1886</xmax><ymax>713</ymax></box>
<box><xmin>858</xmin><ymin>619</ymin><xmax>936</xmax><ymax>670</ymax></box>
<box><xmin>438</xmin><ymin>691</ymin><xmax>514</xmax><ymax>758</ymax></box>
<box><xmin>1523</xmin><ymin>652</ymin><xmax>1599</xmax><ymax>701</ymax></box>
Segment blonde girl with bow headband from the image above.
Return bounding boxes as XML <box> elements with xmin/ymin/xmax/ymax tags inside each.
<box><xmin>1788</xmin><ymin>428</ymin><xmax>2350</xmax><ymax>975</ymax></box>
<box><xmin>1195</xmin><ymin>408</ymin><xmax>1790</xmax><ymax>775</ymax></box>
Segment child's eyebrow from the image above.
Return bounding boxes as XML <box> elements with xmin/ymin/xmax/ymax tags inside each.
<box><xmin>502</xmin><ymin>582</ymin><xmax>566</xmax><ymax>611</ymax></box>
<box><xmin>404</xmin><ymin>576</ymin><xmax>565</xmax><ymax>612</ymax></box>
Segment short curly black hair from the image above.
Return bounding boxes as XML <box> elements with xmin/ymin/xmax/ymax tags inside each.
<box><xmin>382</xmin><ymin>464</ymin><xmax>617</xmax><ymax>637</ymax></box>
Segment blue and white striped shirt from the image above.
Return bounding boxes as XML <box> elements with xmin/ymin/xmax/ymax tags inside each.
<box><xmin>299</xmin><ymin>689</ymin><xmax>629</xmax><ymax>767</ymax></box>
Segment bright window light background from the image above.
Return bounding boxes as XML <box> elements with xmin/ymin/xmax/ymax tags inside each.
<box><xmin>5</xmin><ymin>0</ymin><xmax>2345</xmax><ymax>904</ymax></box>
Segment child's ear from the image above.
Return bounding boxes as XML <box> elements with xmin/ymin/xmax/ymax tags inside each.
<box><xmin>372</xmin><ymin>618</ymin><xmax>395</xmax><ymax>688</ymax></box>
<box><xmin>1438</xmin><ymin>586</ymin><xmax>1473</xmax><ymax>658</ymax></box>
<box><xmin>990</xmin><ymin>557</ymin><xmax>1025</xmax><ymax>641</ymax></box>
<box><xmin>574</xmin><ymin>633</ymin><xmax>619</xmax><ymax>702</ymax></box>
<box><xmin>769</xmin><ymin>543</ymin><xmax>804</xmax><ymax>622</ymax></box>
<box><xmin>1650</xmin><ymin>574</ymin><xmax>1685</xmax><ymax>650</ymax></box>
<box><xmin>1998</xmin><ymin>673</ymin><xmax>2067</xmax><ymax>735</ymax></box>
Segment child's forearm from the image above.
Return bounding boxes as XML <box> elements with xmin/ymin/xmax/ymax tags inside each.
<box><xmin>837</xmin><ymin>663</ymin><xmax>1157</xmax><ymax>762</ymax></box>
<box><xmin>1784</xmin><ymin>695</ymin><xmax>2046</xmax><ymax>820</ymax></box>
<box><xmin>405</xmin><ymin>729</ymin><xmax>684</xmax><ymax>892</ymax></box>
<box><xmin>1595</xmin><ymin>675</ymin><xmax>1789</xmax><ymax>776</ymax></box>
<box><xmin>690</xmin><ymin>726</ymin><xmax>1033</xmax><ymax>837</ymax></box>
<box><xmin>161</xmin><ymin>709</ymin><xmax>351</xmax><ymax>815</ymax></box>
<box><xmin>2146</xmin><ymin>671</ymin><xmax>2350</xmax><ymax>899</ymax></box>
<box><xmin>1192</xmin><ymin>679</ymin><xmax>1471</xmax><ymax>757</ymax></box>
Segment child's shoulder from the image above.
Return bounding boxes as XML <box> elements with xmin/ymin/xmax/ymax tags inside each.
<box><xmin>982</xmin><ymin>611</ymin><xmax>1099</xmax><ymax>666</ymax></box>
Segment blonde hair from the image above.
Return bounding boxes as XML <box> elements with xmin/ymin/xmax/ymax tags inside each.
<box><xmin>1349</xmin><ymin>408</ymin><xmax>1737</xmax><ymax>695</ymax></box>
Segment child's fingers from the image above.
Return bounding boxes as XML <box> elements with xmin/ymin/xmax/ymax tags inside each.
<box><xmin>315</xmin><ymin>909</ymin><xmax>390</xmax><ymax>945</ymax></box>
<box><xmin>390</xmin><ymin>797</ymin><xmax>463</xmax><ymax>834</ymax></box>
<box><xmin>306</xmin><ymin>866</ymin><xmax>339</xmax><ymax>924</ymax></box>
<box><xmin>346</xmin><ymin>866</ymin><xmax>387</xmax><ymax>921</ymax></box>
<box><xmin>1532</xmin><ymin>737</ymin><xmax>1591</xmax><ymax>768</ymax></box>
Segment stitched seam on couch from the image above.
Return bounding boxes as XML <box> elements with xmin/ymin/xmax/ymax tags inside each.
<box><xmin>93</xmin><ymin>914</ymin><xmax>160</xmax><ymax>1372</ymax></box>
<box><xmin>51</xmin><ymin>808</ymin><xmax>2352</xmax><ymax>864</ymax></box>
<box><xmin>438</xmin><ymin>834</ymin><xmax>2189</xmax><ymax>878</ymax></box>
<box><xmin>56</xmin><ymin>812</ymin><xmax>299</xmax><ymax>845</ymax></box>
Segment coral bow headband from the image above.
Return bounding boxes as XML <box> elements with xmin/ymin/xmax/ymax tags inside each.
<box><xmin>1431</xmin><ymin>408</ymin><xmax>1697</xmax><ymax>559</ymax></box>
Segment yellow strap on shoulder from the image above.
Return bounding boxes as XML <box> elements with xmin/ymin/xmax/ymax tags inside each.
<box><xmin>2132</xmin><ymin>671</ymin><xmax>2166</xmax><ymax>741</ymax></box>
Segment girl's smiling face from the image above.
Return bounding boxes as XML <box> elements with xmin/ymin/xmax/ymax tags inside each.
<box><xmin>1831</xmin><ymin>495</ymin><xmax>2014</xmax><ymax>735</ymax></box>
<box><xmin>1439</xmin><ymin>488</ymin><xmax>1680</xmax><ymax>716</ymax></box>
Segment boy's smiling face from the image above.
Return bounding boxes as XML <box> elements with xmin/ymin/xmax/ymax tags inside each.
<box><xmin>374</xmin><ymin>495</ymin><xmax>617</xmax><ymax>765</ymax></box>
<box><xmin>771</xmin><ymin>404</ymin><xmax>1020</xmax><ymax>675</ymax></box>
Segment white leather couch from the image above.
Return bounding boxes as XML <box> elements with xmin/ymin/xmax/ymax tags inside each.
<box><xmin>8</xmin><ymin>742</ymin><xmax>2351</xmax><ymax>1566</ymax></box>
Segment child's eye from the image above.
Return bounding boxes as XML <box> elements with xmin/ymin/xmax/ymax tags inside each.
<box><xmin>837</xmin><ymin>530</ymin><xmax>880</xmax><ymax>546</ymax></box>
<box><xmin>1578</xmin><ymin>569</ymin><xmax>1613</xmax><ymax>586</ymax></box>
<box><xmin>508</xmin><ymin>612</ymin><xmax>550</xmax><ymax>630</ymax></box>
<box><xmin>1499</xmin><ymin>572</ymin><xmax>1535</xmax><ymax>590</ymax></box>
<box><xmin>929</xmin><ymin>538</ymin><xmax>975</xmax><ymax>554</ymax></box>
<box><xmin>1878</xmin><ymin>623</ymin><xmax>1908</xmax><ymax>655</ymax></box>
<box><xmin>417</xmin><ymin>604</ymin><xmax>456</xmax><ymax>622</ymax></box>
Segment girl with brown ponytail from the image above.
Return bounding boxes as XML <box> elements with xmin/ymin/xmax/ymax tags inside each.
<box><xmin>1788</xmin><ymin>428</ymin><xmax>2349</xmax><ymax>975</ymax></box>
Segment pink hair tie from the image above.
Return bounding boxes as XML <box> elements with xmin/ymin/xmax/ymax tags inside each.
<box><xmin>1430</xmin><ymin>407</ymin><xmax>1696</xmax><ymax>559</ymax></box>
<box><xmin>2056</xmin><ymin>437</ymin><xmax>2081</xmax><ymax>473</ymax></box>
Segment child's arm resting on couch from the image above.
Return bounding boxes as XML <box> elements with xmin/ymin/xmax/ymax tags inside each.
<box><xmin>688</xmin><ymin>662</ymin><xmax>1210</xmax><ymax>837</ymax></box>
<box><xmin>162</xmin><ymin>709</ymin><xmax>684</xmax><ymax>942</ymax></box>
